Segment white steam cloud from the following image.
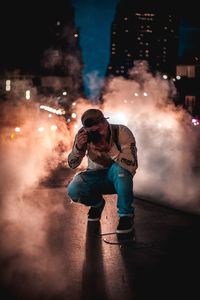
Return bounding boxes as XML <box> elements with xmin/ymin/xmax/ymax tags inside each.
<box><xmin>0</xmin><ymin>99</ymin><xmax>75</xmax><ymax>298</ymax></box>
<box><xmin>102</xmin><ymin>61</ymin><xmax>200</xmax><ymax>214</ymax></box>
<box><xmin>85</xmin><ymin>70</ymin><xmax>105</xmax><ymax>102</ymax></box>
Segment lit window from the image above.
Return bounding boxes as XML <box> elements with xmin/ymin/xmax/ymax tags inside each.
<box><xmin>176</xmin><ymin>65</ymin><xmax>195</xmax><ymax>78</ymax></box>
<box><xmin>185</xmin><ymin>96</ymin><xmax>196</xmax><ymax>114</ymax></box>
<box><xmin>25</xmin><ymin>90</ymin><xmax>31</xmax><ymax>100</ymax></box>
<box><xmin>54</xmin><ymin>50</ymin><xmax>59</xmax><ymax>56</ymax></box>
<box><xmin>6</xmin><ymin>79</ymin><xmax>11</xmax><ymax>91</ymax></box>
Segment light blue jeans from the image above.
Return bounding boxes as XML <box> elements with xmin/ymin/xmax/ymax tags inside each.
<box><xmin>67</xmin><ymin>162</ymin><xmax>134</xmax><ymax>217</ymax></box>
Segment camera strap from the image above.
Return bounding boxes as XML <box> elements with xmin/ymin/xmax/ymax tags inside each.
<box><xmin>111</xmin><ymin>124</ymin><xmax>121</xmax><ymax>152</ymax></box>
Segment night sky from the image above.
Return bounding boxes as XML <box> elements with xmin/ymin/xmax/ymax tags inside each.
<box><xmin>72</xmin><ymin>0</ymin><xmax>119</xmax><ymax>98</ymax></box>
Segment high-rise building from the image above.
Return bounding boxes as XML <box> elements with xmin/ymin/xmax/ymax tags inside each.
<box><xmin>106</xmin><ymin>0</ymin><xmax>180</xmax><ymax>78</ymax></box>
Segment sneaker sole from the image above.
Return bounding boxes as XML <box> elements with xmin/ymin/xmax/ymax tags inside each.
<box><xmin>116</xmin><ymin>225</ymin><xmax>134</xmax><ymax>234</ymax></box>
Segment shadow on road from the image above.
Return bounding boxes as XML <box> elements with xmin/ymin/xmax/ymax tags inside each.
<box><xmin>81</xmin><ymin>221</ymin><xmax>108</xmax><ymax>300</ymax></box>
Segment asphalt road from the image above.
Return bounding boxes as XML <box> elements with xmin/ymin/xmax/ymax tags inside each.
<box><xmin>0</xmin><ymin>166</ymin><xmax>200</xmax><ymax>300</ymax></box>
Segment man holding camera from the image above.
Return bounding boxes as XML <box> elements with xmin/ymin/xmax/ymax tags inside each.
<box><xmin>67</xmin><ymin>108</ymin><xmax>138</xmax><ymax>233</ymax></box>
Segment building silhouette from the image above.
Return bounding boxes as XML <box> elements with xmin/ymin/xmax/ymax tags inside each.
<box><xmin>105</xmin><ymin>0</ymin><xmax>200</xmax><ymax>117</ymax></box>
<box><xmin>0</xmin><ymin>1</ymin><xmax>84</xmax><ymax>110</ymax></box>
<box><xmin>106</xmin><ymin>0</ymin><xmax>180</xmax><ymax>78</ymax></box>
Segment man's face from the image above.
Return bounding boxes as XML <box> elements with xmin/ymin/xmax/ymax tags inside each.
<box><xmin>85</xmin><ymin>120</ymin><xmax>108</xmax><ymax>137</ymax></box>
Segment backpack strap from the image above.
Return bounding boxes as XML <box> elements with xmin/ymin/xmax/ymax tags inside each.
<box><xmin>111</xmin><ymin>124</ymin><xmax>121</xmax><ymax>152</ymax></box>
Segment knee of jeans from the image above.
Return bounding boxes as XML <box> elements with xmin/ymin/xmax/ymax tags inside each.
<box><xmin>67</xmin><ymin>182</ymin><xmax>80</xmax><ymax>202</ymax></box>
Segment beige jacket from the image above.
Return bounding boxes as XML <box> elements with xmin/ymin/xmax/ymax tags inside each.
<box><xmin>68</xmin><ymin>124</ymin><xmax>138</xmax><ymax>176</ymax></box>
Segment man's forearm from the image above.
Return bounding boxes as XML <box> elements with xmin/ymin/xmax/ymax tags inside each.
<box><xmin>67</xmin><ymin>145</ymin><xmax>86</xmax><ymax>169</ymax></box>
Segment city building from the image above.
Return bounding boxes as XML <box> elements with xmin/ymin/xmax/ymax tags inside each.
<box><xmin>105</xmin><ymin>0</ymin><xmax>200</xmax><ymax>117</ymax></box>
<box><xmin>0</xmin><ymin>1</ymin><xmax>84</xmax><ymax>111</ymax></box>
<box><xmin>106</xmin><ymin>0</ymin><xmax>180</xmax><ymax>78</ymax></box>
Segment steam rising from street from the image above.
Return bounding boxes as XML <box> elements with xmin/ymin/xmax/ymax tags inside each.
<box><xmin>102</xmin><ymin>62</ymin><xmax>200</xmax><ymax>213</ymax></box>
<box><xmin>74</xmin><ymin>62</ymin><xmax>200</xmax><ymax>214</ymax></box>
<box><xmin>0</xmin><ymin>62</ymin><xmax>200</xmax><ymax>298</ymax></box>
<box><xmin>0</xmin><ymin>100</ymin><xmax>77</xmax><ymax>298</ymax></box>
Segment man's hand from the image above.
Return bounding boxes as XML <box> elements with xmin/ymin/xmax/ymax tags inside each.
<box><xmin>76</xmin><ymin>128</ymin><xmax>88</xmax><ymax>151</ymax></box>
<box><xmin>88</xmin><ymin>144</ymin><xmax>113</xmax><ymax>167</ymax></box>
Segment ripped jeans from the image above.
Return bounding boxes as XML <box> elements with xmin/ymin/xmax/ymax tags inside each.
<box><xmin>67</xmin><ymin>162</ymin><xmax>134</xmax><ymax>217</ymax></box>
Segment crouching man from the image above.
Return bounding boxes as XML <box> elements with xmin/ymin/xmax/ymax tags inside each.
<box><xmin>67</xmin><ymin>108</ymin><xmax>138</xmax><ymax>234</ymax></box>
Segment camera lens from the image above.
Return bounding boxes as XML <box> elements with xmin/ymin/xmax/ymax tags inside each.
<box><xmin>87</xmin><ymin>130</ymin><xmax>101</xmax><ymax>143</ymax></box>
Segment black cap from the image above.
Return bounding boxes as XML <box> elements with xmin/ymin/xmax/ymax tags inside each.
<box><xmin>81</xmin><ymin>108</ymin><xmax>108</xmax><ymax>127</ymax></box>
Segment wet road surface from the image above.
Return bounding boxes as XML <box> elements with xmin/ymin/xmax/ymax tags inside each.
<box><xmin>0</xmin><ymin>167</ymin><xmax>200</xmax><ymax>300</ymax></box>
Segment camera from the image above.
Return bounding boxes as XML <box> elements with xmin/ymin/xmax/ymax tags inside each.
<box><xmin>87</xmin><ymin>130</ymin><xmax>102</xmax><ymax>144</ymax></box>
